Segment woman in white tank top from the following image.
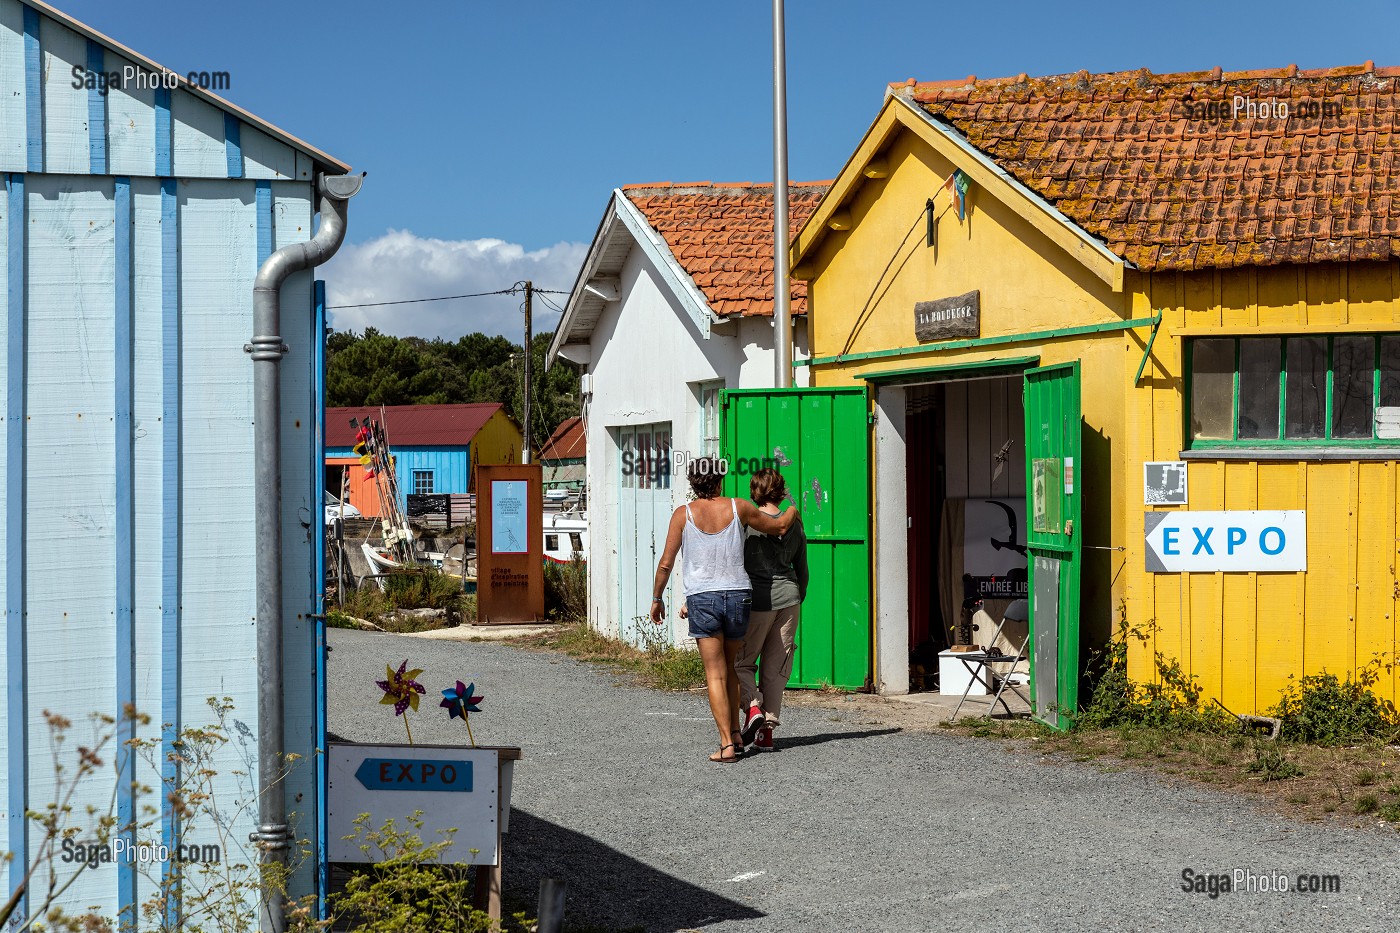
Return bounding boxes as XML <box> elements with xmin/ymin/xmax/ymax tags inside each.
<box><xmin>650</xmin><ymin>457</ymin><xmax>798</xmax><ymax>763</ymax></box>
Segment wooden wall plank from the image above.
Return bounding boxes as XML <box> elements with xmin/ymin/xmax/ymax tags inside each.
<box><xmin>1219</xmin><ymin>460</ymin><xmax>1258</xmax><ymax>712</ymax></box>
<box><xmin>1183</xmin><ymin>270</ymin><xmax>1217</xmax><ymax>330</ymax></box>
<box><xmin>1302</xmin><ymin>462</ymin><xmax>1353</xmax><ymax>676</ymax></box>
<box><xmin>1187</xmin><ymin>463</ymin><xmax>1225</xmax><ymax>699</ymax></box>
<box><xmin>1347</xmin><ymin>261</ymin><xmax>1395</xmax><ymax>326</ymax></box>
<box><xmin>1009</xmin><ymin>380</ymin><xmax>1027</xmax><ymax>497</ymax></box>
<box><xmin>39</xmin><ymin>14</ymin><xmax>89</xmax><ymax>174</ymax></box>
<box><xmin>943</xmin><ymin>380</ymin><xmax>968</xmax><ymax>499</ymax></box>
<box><xmin>965</xmin><ymin>377</ymin><xmax>990</xmax><ymax>498</ymax></box>
<box><xmin>1220</xmin><ymin>269</ymin><xmax>1251</xmax><ymax>329</ymax></box>
<box><xmin>24</xmin><ymin>177</ymin><xmax>118</xmax><ymax>909</ymax></box>
<box><xmin>171</xmin><ymin>93</ymin><xmax>231</xmax><ymax>178</ymax></box>
<box><xmin>1254</xmin><ymin>461</ymin><xmax>1304</xmax><ymax>708</ymax></box>
<box><xmin>1355</xmin><ymin>461</ymin><xmax>1395</xmax><ymax>701</ymax></box>
<box><xmin>107</xmin><ymin>59</ymin><xmax>157</xmax><ymax>178</ymax></box>
<box><xmin>1256</xmin><ymin>265</ymin><xmax>1304</xmax><ymax>328</ymax></box>
<box><xmin>0</xmin><ymin>1</ymin><xmax>26</xmax><ymax>172</ymax></box>
<box><xmin>1306</xmin><ymin>263</ymin><xmax>1347</xmax><ymax>328</ymax></box>
<box><xmin>987</xmin><ymin>377</ymin><xmax>1009</xmax><ymax>497</ymax></box>
<box><xmin>240</xmin><ymin>125</ymin><xmax>298</xmax><ymax>180</ymax></box>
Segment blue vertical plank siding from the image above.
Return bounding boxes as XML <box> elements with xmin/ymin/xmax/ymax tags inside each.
<box><xmin>26</xmin><ymin>175</ymin><xmax>119</xmax><ymax>912</ymax></box>
<box><xmin>86</xmin><ymin>40</ymin><xmax>107</xmax><ymax>175</ymax></box>
<box><xmin>22</xmin><ymin>5</ymin><xmax>40</xmax><ymax>172</ymax></box>
<box><xmin>113</xmin><ymin>176</ymin><xmax>136</xmax><ymax>924</ymax></box>
<box><xmin>5</xmin><ymin>172</ymin><xmax>28</xmax><ymax>915</ymax></box>
<box><xmin>154</xmin><ymin>87</ymin><xmax>172</xmax><ymax>177</ymax></box>
<box><xmin>224</xmin><ymin>114</ymin><xmax>243</xmax><ymax>179</ymax></box>
<box><xmin>0</xmin><ymin>5</ymin><xmax>339</xmax><ymax>923</ymax></box>
<box><xmin>159</xmin><ymin>178</ymin><xmax>181</xmax><ymax>925</ymax></box>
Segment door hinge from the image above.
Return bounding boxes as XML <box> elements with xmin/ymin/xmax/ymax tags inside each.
<box><xmin>867</xmin><ymin>412</ymin><xmax>877</xmax><ymax>425</ymax></box>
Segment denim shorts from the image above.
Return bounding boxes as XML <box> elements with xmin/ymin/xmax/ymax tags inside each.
<box><xmin>686</xmin><ymin>589</ymin><xmax>752</xmax><ymax>641</ymax></box>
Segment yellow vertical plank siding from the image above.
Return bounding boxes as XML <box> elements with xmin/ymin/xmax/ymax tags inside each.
<box><xmin>1306</xmin><ymin>264</ymin><xmax>1347</xmax><ymax>327</ymax></box>
<box><xmin>1125</xmin><ymin>262</ymin><xmax>1400</xmax><ymax>713</ymax></box>
<box><xmin>1355</xmin><ymin>462</ymin><xmax>1396</xmax><ymax>702</ymax></box>
<box><xmin>1219</xmin><ymin>461</ymin><xmax>1258</xmax><ymax>712</ymax></box>
<box><xmin>1253</xmin><ymin>462</ymin><xmax>1305</xmax><ymax>700</ymax></box>
<box><xmin>1188</xmin><ymin>465</ymin><xmax>1227</xmax><ymax>701</ymax></box>
<box><xmin>1123</xmin><ymin>288</ymin><xmax>1158</xmax><ymax>677</ymax></box>
<box><xmin>1302</xmin><ymin>463</ymin><xmax>1355</xmax><ymax>676</ymax></box>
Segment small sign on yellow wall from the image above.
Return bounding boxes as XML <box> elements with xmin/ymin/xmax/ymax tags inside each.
<box><xmin>914</xmin><ymin>290</ymin><xmax>980</xmax><ymax>342</ymax></box>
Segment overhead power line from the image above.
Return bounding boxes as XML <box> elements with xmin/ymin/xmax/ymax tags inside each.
<box><xmin>325</xmin><ymin>283</ymin><xmax>572</xmax><ymax>311</ymax></box>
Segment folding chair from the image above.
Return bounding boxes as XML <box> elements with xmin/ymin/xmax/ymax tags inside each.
<box><xmin>950</xmin><ymin>600</ymin><xmax>1030</xmax><ymax>722</ymax></box>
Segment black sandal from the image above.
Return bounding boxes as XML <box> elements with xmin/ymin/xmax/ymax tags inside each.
<box><xmin>710</xmin><ymin>743</ymin><xmax>741</xmax><ymax>764</ymax></box>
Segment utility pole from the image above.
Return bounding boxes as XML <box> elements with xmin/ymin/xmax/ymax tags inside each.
<box><xmin>771</xmin><ymin>0</ymin><xmax>792</xmax><ymax>388</ymax></box>
<box><xmin>523</xmin><ymin>280</ymin><xmax>533</xmax><ymax>464</ymax></box>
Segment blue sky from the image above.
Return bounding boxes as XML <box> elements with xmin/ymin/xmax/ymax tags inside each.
<box><xmin>56</xmin><ymin>0</ymin><xmax>1400</xmax><ymax>338</ymax></box>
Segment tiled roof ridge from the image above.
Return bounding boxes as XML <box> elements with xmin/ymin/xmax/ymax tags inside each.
<box><xmin>891</xmin><ymin>61</ymin><xmax>1398</xmax><ymax>96</ymax></box>
<box><xmin>620</xmin><ymin>180</ymin><xmax>833</xmax><ymax>192</ymax></box>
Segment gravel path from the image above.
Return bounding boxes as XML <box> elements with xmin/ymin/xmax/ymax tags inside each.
<box><xmin>329</xmin><ymin>629</ymin><xmax>1400</xmax><ymax>932</ymax></box>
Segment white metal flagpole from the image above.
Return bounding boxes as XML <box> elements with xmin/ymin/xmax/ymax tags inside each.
<box><xmin>772</xmin><ymin>0</ymin><xmax>792</xmax><ymax>388</ymax></box>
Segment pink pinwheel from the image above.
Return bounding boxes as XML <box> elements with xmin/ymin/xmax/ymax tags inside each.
<box><xmin>440</xmin><ymin>680</ymin><xmax>484</xmax><ymax>746</ymax></box>
<box><xmin>376</xmin><ymin>660</ymin><xmax>426</xmax><ymax>744</ymax></box>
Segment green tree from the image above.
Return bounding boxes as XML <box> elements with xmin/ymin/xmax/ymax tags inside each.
<box><xmin>325</xmin><ymin>328</ymin><xmax>580</xmax><ymax>455</ymax></box>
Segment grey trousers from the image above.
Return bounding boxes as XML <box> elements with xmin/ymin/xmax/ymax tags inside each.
<box><xmin>736</xmin><ymin>603</ymin><xmax>800</xmax><ymax>725</ymax></box>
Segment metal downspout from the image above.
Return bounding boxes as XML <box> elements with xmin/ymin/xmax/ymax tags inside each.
<box><xmin>248</xmin><ymin>172</ymin><xmax>363</xmax><ymax>933</ymax></box>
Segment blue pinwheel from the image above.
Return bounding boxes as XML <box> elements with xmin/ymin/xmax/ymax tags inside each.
<box><xmin>440</xmin><ymin>680</ymin><xmax>484</xmax><ymax>746</ymax></box>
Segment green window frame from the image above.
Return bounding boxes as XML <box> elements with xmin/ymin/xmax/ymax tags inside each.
<box><xmin>1185</xmin><ymin>333</ymin><xmax>1400</xmax><ymax>448</ymax></box>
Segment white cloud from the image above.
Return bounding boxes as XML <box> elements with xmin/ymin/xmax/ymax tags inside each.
<box><xmin>321</xmin><ymin>230</ymin><xmax>588</xmax><ymax>341</ymax></box>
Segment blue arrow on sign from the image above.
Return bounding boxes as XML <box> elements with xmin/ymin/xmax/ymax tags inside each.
<box><xmin>354</xmin><ymin>758</ymin><xmax>474</xmax><ymax>792</ymax></box>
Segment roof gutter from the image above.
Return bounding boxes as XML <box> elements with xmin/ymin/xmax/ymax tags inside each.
<box><xmin>248</xmin><ymin>171</ymin><xmax>363</xmax><ymax>933</ymax></box>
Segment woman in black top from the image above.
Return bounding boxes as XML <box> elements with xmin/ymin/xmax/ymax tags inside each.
<box><xmin>735</xmin><ymin>468</ymin><xmax>808</xmax><ymax>752</ymax></box>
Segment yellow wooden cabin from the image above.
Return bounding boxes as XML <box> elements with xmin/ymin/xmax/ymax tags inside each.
<box><xmin>788</xmin><ymin>64</ymin><xmax>1400</xmax><ymax>719</ymax></box>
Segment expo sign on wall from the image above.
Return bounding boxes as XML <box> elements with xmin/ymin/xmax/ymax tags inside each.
<box><xmin>1144</xmin><ymin>511</ymin><xmax>1306</xmax><ymax>573</ymax></box>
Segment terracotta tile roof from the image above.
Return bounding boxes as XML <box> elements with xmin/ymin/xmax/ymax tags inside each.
<box><xmin>624</xmin><ymin>182</ymin><xmax>831</xmax><ymax>316</ymax></box>
<box><xmin>326</xmin><ymin>403</ymin><xmax>504</xmax><ymax>448</ymax></box>
<box><xmin>898</xmin><ymin>63</ymin><xmax>1400</xmax><ymax>271</ymax></box>
<box><xmin>538</xmin><ymin>416</ymin><xmax>586</xmax><ymax>462</ymax></box>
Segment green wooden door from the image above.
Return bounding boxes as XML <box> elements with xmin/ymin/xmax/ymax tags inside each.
<box><xmin>721</xmin><ymin>388</ymin><xmax>871</xmax><ymax>690</ymax></box>
<box><xmin>1023</xmin><ymin>363</ymin><xmax>1082</xmax><ymax>730</ymax></box>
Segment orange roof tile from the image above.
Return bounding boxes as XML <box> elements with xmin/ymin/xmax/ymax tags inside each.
<box><xmin>624</xmin><ymin>182</ymin><xmax>831</xmax><ymax>317</ymax></box>
<box><xmin>900</xmin><ymin>63</ymin><xmax>1400</xmax><ymax>271</ymax></box>
<box><xmin>538</xmin><ymin>416</ymin><xmax>586</xmax><ymax>461</ymax></box>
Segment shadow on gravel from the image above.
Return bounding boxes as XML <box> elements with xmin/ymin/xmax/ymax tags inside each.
<box><xmin>777</xmin><ymin>727</ymin><xmax>902</xmax><ymax>750</ymax></box>
<box><xmin>505</xmin><ymin>808</ymin><xmax>764</xmax><ymax>931</ymax></box>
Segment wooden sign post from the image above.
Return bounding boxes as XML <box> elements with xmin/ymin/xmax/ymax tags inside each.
<box><xmin>476</xmin><ymin>464</ymin><xmax>544</xmax><ymax>623</ymax></box>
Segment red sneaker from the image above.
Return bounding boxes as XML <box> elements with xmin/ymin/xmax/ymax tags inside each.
<box><xmin>739</xmin><ymin>704</ymin><xmax>766</xmax><ymax>748</ymax></box>
<box><xmin>755</xmin><ymin>726</ymin><xmax>775</xmax><ymax>751</ymax></box>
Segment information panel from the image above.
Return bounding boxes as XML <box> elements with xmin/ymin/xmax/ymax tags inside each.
<box><xmin>1144</xmin><ymin>510</ymin><xmax>1306</xmax><ymax>573</ymax></box>
<box><xmin>327</xmin><ymin>743</ymin><xmax>499</xmax><ymax>865</ymax></box>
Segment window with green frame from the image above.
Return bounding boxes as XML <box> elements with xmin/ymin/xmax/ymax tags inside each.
<box><xmin>1187</xmin><ymin>334</ymin><xmax>1400</xmax><ymax>447</ymax></box>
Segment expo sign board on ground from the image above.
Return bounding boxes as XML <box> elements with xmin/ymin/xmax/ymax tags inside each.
<box><xmin>1144</xmin><ymin>511</ymin><xmax>1306</xmax><ymax>573</ymax></box>
<box><xmin>328</xmin><ymin>743</ymin><xmax>500</xmax><ymax>864</ymax></box>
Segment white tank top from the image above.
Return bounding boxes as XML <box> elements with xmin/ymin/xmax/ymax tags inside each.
<box><xmin>681</xmin><ymin>498</ymin><xmax>752</xmax><ymax>597</ymax></box>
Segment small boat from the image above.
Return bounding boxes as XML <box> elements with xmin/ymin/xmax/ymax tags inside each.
<box><xmin>544</xmin><ymin>510</ymin><xmax>588</xmax><ymax>564</ymax></box>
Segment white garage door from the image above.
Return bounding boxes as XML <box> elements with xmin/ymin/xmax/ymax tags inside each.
<box><xmin>617</xmin><ymin>423</ymin><xmax>673</xmax><ymax>646</ymax></box>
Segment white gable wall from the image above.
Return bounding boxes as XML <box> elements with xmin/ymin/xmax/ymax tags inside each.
<box><xmin>584</xmin><ymin>241</ymin><xmax>810</xmax><ymax>646</ymax></box>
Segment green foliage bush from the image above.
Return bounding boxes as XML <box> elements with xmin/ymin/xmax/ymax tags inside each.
<box><xmin>340</xmin><ymin>568</ymin><xmax>469</xmax><ymax>629</ymax></box>
<box><xmin>331</xmin><ymin>813</ymin><xmax>532</xmax><ymax>933</ymax></box>
<box><xmin>1268</xmin><ymin>663</ymin><xmax>1400</xmax><ymax>746</ymax></box>
<box><xmin>1076</xmin><ymin>613</ymin><xmax>1235</xmax><ymax>734</ymax></box>
<box><xmin>543</xmin><ymin>557</ymin><xmax>587</xmax><ymax>623</ymax></box>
